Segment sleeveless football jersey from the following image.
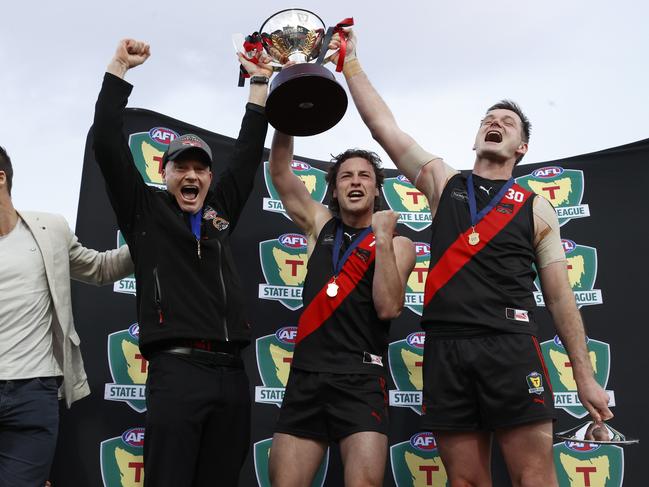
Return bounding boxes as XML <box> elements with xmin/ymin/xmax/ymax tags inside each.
<box><xmin>422</xmin><ymin>173</ymin><xmax>539</xmax><ymax>336</ymax></box>
<box><xmin>292</xmin><ymin>218</ymin><xmax>389</xmax><ymax>375</ymax></box>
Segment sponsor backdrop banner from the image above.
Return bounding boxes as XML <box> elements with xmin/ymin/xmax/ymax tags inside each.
<box><xmin>51</xmin><ymin>108</ymin><xmax>647</xmax><ymax>486</ymax></box>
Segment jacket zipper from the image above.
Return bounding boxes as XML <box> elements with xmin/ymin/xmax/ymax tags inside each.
<box><xmin>153</xmin><ymin>267</ymin><xmax>163</xmax><ymax>324</ymax></box>
<box><xmin>215</xmin><ymin>240</ymin><xmax>229</xmax><ymax>341</ymax></box>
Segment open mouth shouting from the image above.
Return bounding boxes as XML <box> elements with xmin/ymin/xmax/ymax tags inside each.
<box><xmin>180</xmin><ymin>185</ymin><xmax>200</xmax><ymax>202</ymax></box>
<box><xmin>347</xmin><ymin>190</ymin><xmax>365</xmax><ymax>202</ymax></box>
<box><xmin>485</xmin><ymin>130</ymin><xmax>503</xmax><ymax>143</ymax></box>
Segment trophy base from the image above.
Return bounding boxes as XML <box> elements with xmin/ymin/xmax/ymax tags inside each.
<box><xmin>266</xmin><ymin>63</ymin><xmax>348</xmax><ymax>136</ymax></box>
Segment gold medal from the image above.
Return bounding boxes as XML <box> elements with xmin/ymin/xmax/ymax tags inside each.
<box><xmin>468</xmin><ymin>230</ymin><xmax>480</xmax><ymax>246</ymax></box>
<box><xmin>326</xmin><ymin>281</ymin><xmax>339</xmax><ymax>298</ymax></box>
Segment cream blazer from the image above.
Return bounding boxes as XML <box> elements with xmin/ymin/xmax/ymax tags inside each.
<box><xmin>18</xmin><ymin>211</ymin><xmax>133</xmax><ymax>407</ymax></box>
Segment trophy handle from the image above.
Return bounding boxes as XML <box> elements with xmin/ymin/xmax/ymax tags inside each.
<box><xmin>316</xmin><ymin>18</ymin><xmax>354</xmax><ymax>71</ymax></box>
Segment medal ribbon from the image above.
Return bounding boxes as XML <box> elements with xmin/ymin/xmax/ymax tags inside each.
<box><xmin>467</xmin><ymin>173</ymin><xmax>514</xmax><ymax>228</ymax></box>
<box><xmin>332</xmin><ymin>221</ymin><xmax>372</xmax><ymax>278</ymax></box>
<box><xmin>296</xmin><ymin>227</ymin><xmax>375</xmax><ymax>345</ymax></box>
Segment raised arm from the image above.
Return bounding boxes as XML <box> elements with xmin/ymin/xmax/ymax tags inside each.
<box><xmin>371</xmin><ymin>210</ymin><xmax>416</xmax><ymax>320</ymax></box>
<box><xmin>331</xmin><ymin>31</ymin><xmax>457</xmax><ymax>212</ymax></box>
<box><xmin>269</xmin><ymin>130</ymin><xmax>331</xmax><ymax>240</ymax></box>
<box><xmin>93</xmin><ymin>39</ymin><xmax>151</xmax><ymax>234</ymax></box>
<box><xmin>536</xmin><ymin>198</ymin><xmax>613</xmax><ymax>423</ymax></box>
<box><xmin>210</xmin><ymin>54</ymin><xmax>273</xmax><ymax>230</ymax></box>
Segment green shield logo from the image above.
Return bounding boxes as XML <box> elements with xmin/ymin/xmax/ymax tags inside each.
<box><xmin>388</xmin><ymin>332</ymin><xmax>425</xmax><ymax>415</ymax></box>
<box><xmin>258</xmin><ymin>233</ymin><xmax>308</xmax><ymax>310</ymax></box>
<box><xmin>554</xmin><ymin>441</ymin><xmax>623</xmax><ymax>487</ymax></box>
<box><xmin>404</xmin><ymin>242</ymin><xmax>430</xmax><ymax>316</ymax></box>
<box><xmin>390</xmin><ymin>432</ymin><xmax>449</xmax><ymax>486</ymax></box>
<box><xmin>542</xmin><ymin>335</ymin><xmax>614</xmax><ymax>419</ymax></box>
<box><xmin>127</xmin><ymin>127</ymin><xmax>180</xmax><ymax>188</ymax></box>
<box><xmin>100</xmin><ymin>427</ymin><xmax>145</xmax><ymax>486</ymax></box>
<box><xmin>254</xmin><ymin>438</ymin><xmax>329</xmax><ymax>487</ymax></box>
<box><xmin>255</xmin><ymin>326</ymin><xmax>297</xmax><ymax>407</ymax></box>
<box><xmin>262</xmin><ymin>160</ymin><xmax>328</xmax><ymax>219</ymax></box>
<box><xmin>104</xmin><ymin>324</ymin><xmax>147</xmax><ymax>413</ymax></box>
<box><xmin>533</xmin><ymin>240</ymin><xmax>602</xmax><ymax>308</ymax></box>
<box><xmin>382</xmin><ymin>175</ymin><xmax>432</xmax><ymax>231</ymax></box>
<box><xmin>113</xmin><ymin>230</ymin><xmax>136</xmax><ymax>296</ymax></box>
<box><xmin>515</xmin><ymin>166</ymin><xmax>589</xmax><ymax>226</ymax></box>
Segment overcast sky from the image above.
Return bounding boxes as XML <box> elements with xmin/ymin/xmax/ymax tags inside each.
<box><xmin>1</xmin><ymin>0</ymin><xmax>647</xmax><ymax>227</ymax></box>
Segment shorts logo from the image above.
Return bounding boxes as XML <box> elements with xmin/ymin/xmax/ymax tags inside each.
<box><xmin>404</xmin><ymin>242</ymin><xmax>430</xmax><ymax>316</ymax></box>
<box><xmin>526</xmin><ymin>371</ymin><xmax>544</xmax><ymax>395</ymax></box>
<box><xmin>104</xmin><ymin>323</ymin><xmax>148</xmax><ymax>412</ymax></box>
<box><xmin>258</xmin><ymin>233</ymin><xmax>308</xmax><ymax>310</ymax></box>
<box><xmin>100</xmin><ymin>427</ymin><xmax>145</xmax><ymax>486</ymax></box>
<box><xmin>254</xmin><ymin>326</ymin><xmax>297</xmax><ymax>406</ymax></box>
<box><xmin>534</xmin><ymin>240</ymin><xmax>603</xmax><ymax>308</ymax></box>
<box><xmin>542</xmin><ymin>335</ymin><xmax>615</xmax><ymax>418</ymax></box>
<box><xmin>262</xmin><ymin>160</ymin><xmax>328</xmax><ymax>220</ymax></box>
<box><xmin>128</xmin><ymin>127</ymin><xmax>180</xmax><ymax>188</ymax></box>
<box><xmin>254</xmin><ymin>437</ymin><xmax>329</xmax><ymax>487</ymax></box>
<box><xmin>515</xmin><ymin>166</ymin><xmax>590</xmax><ymax>226</ymax></box>
<box><xmin>506</xmin><ymin>308</ymin><xmax>530</xmax><ymax>322</ymax></box>
<box><xmin>390</xmin><ymin>432</ymin><xmax>448</xmax><ymax>486</ymax></box>
<box><xmin>382</xmin><ymin>175</ymin><xmax>432</xmax><ymax>231</ymax></box>
<box><xmin>388</xmin><ymin>331</ymin><xmax>425</xmax><ymax>414</ymax></box>
<box><xmin>554</xmin><ymin>441</ymin><xmax>624</xmax><ymax>487</ymax></box>
<box><xmin>113</xmin><ymin>231</ymin><xmax>136</xmax><ymax>296</ymax></box>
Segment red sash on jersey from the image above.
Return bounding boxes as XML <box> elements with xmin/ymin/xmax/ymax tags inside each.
<box><xmin>423</xmin><ymin>183</ymin><xmax>533</xmax><ymax>306</ymax></box>
<box><xmin>296</xmin><ymin>231</ymin><xmax>376</xmax><ymax>344</ymax></box>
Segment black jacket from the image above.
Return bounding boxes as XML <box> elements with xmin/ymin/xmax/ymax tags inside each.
<box><xmin>92</xmin><ymin>73</ymin><xmax>268</xmax><ymax>356</ymax></box>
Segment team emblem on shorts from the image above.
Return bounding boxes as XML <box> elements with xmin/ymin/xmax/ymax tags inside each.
<box><xmin>253</xmin><ymin>438</ymin><xmax>329</xmax><ymax>487</ymax></box>
<box><xmin>515</xmin><ymin>166</ymin><xmax>590</xmax><ymax>226</ymax></box>
<box><xmin>553</xmin><ymin>441</ymin><xmax>624</xmax><ymax>487</ymax></box>
<box><xmin>113</xmin><ymin>231</ymin><xmax>136</xmax><ymax>296</ymax></box>
<box><xmin>254</xmin><ymin>326</ymin><xmax>297</xmax><ymax>406</ymax></box>
<box><xmin>534</xmin><ymin>239</ymin><xmax>603</xmax><ymax>308</ymax></box>
<box><xmin>104</xmin><ymin>323</ymin><xmax>148</xmax><ymax>413</ymax></box>
<box><xmin>382</xmin><ymin>175</ymin><xmax>432</xmax><ymax>231</ymax></box>
<box><xmin>404</xmin><ymin>243</ymin><xmax>430</xmax><ymax>316</ymax></box>
<box><xmin>390</xmin><ymin>432</ymin><xmax>448</xmax><ymax>486</ymax></box>
<box><xmin>127</xmin><ymin>126</ymin><xmax>180</xmax><ymax>189</ymax></box>
<box><xmin>388</xmin><ymin>332</ymin><xmax>425</xmax><ymax>415</ymax></box>
<box><xmin>262</xmin><ymin>160</ymin><xmax>328</xmax><ymax>220</ymax></box>
<box><xmin>100</xmin><ymin>427</ymin><xmax>145</xmax><ymax>486</ymax></box>
<box><xmin>542</xmin><ymin>335</ymin><xmax>615</xmax><ymax>419</ymax></box>
<box><xmin>258</xmin><ymin>233</ymin><xmax>308</xmax><ymax>310</ymax></box>
<box><xmin>526</xmin><ymin>371</ymin><xmax>545</xmax><ymax>395</ymax></box>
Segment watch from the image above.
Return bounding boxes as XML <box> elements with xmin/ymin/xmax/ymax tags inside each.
<box><xmin>250</xmin><ymin>75</ymin><xmax>269</xmax><ymax>85</ymax></box>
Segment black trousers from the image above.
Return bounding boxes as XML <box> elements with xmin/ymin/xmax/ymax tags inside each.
<box><xmin>143</xmin><ymin>352</ymin><xmax>250</xmax><ymax>487</ymax></box>
<box><xmin>0</xmin><ymin>377</ymin><xmax>59</xmax><ymax>487</ymax></box>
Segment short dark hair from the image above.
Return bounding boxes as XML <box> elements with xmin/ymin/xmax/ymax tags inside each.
<box><xmin>325</xmin><ymin>149</ymin><xmax>385</xmax><ymax>213</ymax></box>
<box><xmin>486</xmin><ymin>99</ymin><xmax>531</xmax><ymax>163</ymax></box>
<box><xmin>0</xmin><ymin>146</ymin><xmax>13</xmax><ymax>196</ymax></box>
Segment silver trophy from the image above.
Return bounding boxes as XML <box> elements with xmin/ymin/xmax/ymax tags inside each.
<box><xmin>246</xmin><ymin>9</ymin><xmax>349</xmax><ymax>136</ymax></box>
<box><xmin>555</xmin><ymin>421</ymin><xmax>639</xmax><ymax>446</ymax></box>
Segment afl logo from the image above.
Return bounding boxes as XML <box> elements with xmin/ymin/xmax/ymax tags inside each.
<box><xmin>121</xmin><ymin>427</ymin><xmax>145</xmax><ymax>447</ymax></box>
<box><xmin>148</xmin><ymin>127</ymin><xmax>179</xmax><ymax>145</ymax></box>
<box><xmin>406</xmin><ymin>332</ymin><xmax>426</xmax><ymax>349</ymax></box>
<box><xmin>275</xmin><ymin>326</ymin><xmax>298</xmax><ymax>344</ymax></box>
<box><xmin>397</xmin><ymin>175</ymin><xmax>412</xmax><ymax>184</ymax></box>
<box><xmin>279</xmin><ymin>233</ymin><xmax>307</xmax><ymax>249</ymax></box>
<box><xmin>562</xmin><ymin>239</ymin><xmax>576</xmax><ymax>254</ymax></box>
<box><xmin>532</xmin><ymin>166</ymin><xmax>564</xmax><ymax>178</ymax></box>
<box><xmin>410</xmin><ymin>432</ymin><xmax>437</xmax><ymax>451</ymax></box>
<box><xmin>414</xmin><ymin>242</ymin><xmax>430</xmax><ymax>257</ymax></box>
<box><xmin>566</xmin><ymin>441</ymin><xmax>600</xmax><ymax>453</ymax></box>
<box><xmin>128</xmin><ymin>323</ymin><xmax>140</xmax><ymax>339</ymax></box>
<box><xmin>291</xmin><ymin>161</ymin><xmax>311</xmax><ymax>171</ymax></box>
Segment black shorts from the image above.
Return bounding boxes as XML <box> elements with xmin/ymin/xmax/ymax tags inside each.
<box><xmin>275</xmin><ymin>368</ymin><xmax>389</xmax><ymax>442</ymax></box>
<box><xmin>421</xmin><ymin>333</ymin><xmax>556</xmax><ymax>431</ymax></box>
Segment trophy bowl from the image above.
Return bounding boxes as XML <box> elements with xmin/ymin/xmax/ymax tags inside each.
<box><xmin>260</xmin><ymin>9</ymin><xmax>348</xmax><ymax>136</ymax></box>
<box><xmin>555</xmin><ymin>421</ymin><xmax>639</xmax><ymax>446</ymax></box>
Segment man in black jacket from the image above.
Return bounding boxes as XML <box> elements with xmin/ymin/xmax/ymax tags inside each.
<box><xmin>93</xmin><ymin>38</ymin><xmax>272</xmax><ymax>487</ymax></box>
